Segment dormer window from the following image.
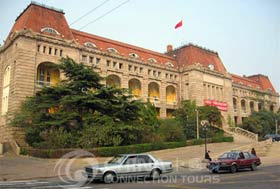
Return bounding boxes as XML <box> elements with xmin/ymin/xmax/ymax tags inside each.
<box><xmin>208</xmin><ymin>64</ymin><xmax>215</xmax><ymax>70</ymax></box>
<box><xmin>267</xmin><ymin>88</ymin><xmax>272</xmax><ymax>92</ymax></box>
<box><xmin>129</xmin><ymin>53</ymin><xmax>139</xmax><ymax>59</ymax></box>
<box><xmin>239</xmin><ymin>82</ymin><xmax>243</xmax><ymax>85</ymax></box>
<box><xmin>165</xmin><ymin>62</ymin><xmax>174</xmax><ymax>68</ymax></box>
<box><xmin>41</xmin><ymin>27</ymin><xmax>60</xmax><ymax>35</ymax></box>
<box><xmin>148</xmin><ymin>58</ymin><xmax>157</xmax><ymax>63</ymax></box>
<box><xmin>107</xmin><ymin>47</ymin><xmax>119</xmax><ymax>53</ymax></box>
<box><xmin>84</xmin><ymin>42</ymin><xmax>97</xmax><ymax>48</ymax></box>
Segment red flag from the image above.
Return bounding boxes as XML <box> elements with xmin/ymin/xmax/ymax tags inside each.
<box><xmin>174</xmin><ymin>20</ymin><xmax>183</xmax><ymax>29</ymax></box>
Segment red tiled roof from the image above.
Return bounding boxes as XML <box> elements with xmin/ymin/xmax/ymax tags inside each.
<box><xmin>7</xmin><ymin>2</ymin><xmax>74</xmax><ymax>41</ymax></box>
<box><xmin>232</xmin><ymin>74</ymin><xmax>276</xmax><ymax>93</ymax></box>
<box><xmin>247</xmin><ymin>74</ymin><xmax>276</xmax><ymax>93</ymax></box>
<box><xmin>166</xmin><ymin>44</ymin><xmax>227</xmax><ymax>73</ymax></box>
<box><xmin>71</xmin><ymin>29</ymin><xmax>177</xmax><ymax>67</ymax></box>
<box><xmin>232</xmin><ymin>74</ymin><xmax>261</xmax><ymax>89</ymax></box>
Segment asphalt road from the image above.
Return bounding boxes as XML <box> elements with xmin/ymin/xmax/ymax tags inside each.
<box><xmin>0</xmin><ymin>165</ymin><xmax>279</xmax><ymax>189</ymax></box>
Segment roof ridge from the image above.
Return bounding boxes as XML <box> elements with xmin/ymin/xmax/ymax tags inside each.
<box><xmin>71</xmin><ymin>29</ymin><xmax>175</xmax><ymax>61</ymax></box>
<box><xmin>232</xmin><ymin>74</ymin><xmax>260</xmax><ymax>84</ymax></box>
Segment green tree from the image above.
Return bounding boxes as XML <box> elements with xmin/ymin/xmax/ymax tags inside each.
<box><xmin>199</xmin><ymin>105</ymin><xmax>222</xmax><ymax>127</ymax></box>
<box><xmin>242</xmin><ymin>110</ymin><xmax>277</xmax><ymax>137</ymax></box>
<box><xmin>11</xmin><ymin>57</ymin><xmax>158</xmax><ymax>148</ymax></box>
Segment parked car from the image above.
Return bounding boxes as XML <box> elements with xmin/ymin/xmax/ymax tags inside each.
<box><xmin>207</xmin><ymin>151</ymin><xmax>261</xmax><ymax>173</ymax></box>
<box><xmin>263</xmin><ymin>134</ymin><xmax>280</xmax><ymax>142</ymax></box>
<box><xmin>85</xmin><ymin>154</ymin><xmax>173</xmax><ymax>184</ymax></box>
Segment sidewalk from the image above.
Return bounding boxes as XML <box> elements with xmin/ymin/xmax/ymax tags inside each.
<box><xmin>0</xmin><ymin>141</ymin><xmax>278</xmax><ymax>181</ymax></box>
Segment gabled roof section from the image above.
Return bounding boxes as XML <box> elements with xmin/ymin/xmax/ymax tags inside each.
<box><xmin>232</xmin><ymin>74</ymin><xmax>261</xmax><ymax>89</ymax></box>
<box><xmin>166</xmin><ymin>43</ymin><xmax>227</xmax><ymax>73</ymax></box>
<box><xmin>7</xmin><ymin>2</ymin><xmax>74</xmax><ymax>40</ymax></box>
<box><xmin>247</xmin><ymin>74</ymin><xmax>276</xmax><ymax>93</ymax></box>
<box><xmin>232</xmin><ymin>74</ymin><xmax>276</xmax><ymax>93</ymax></box>
<box><xmin>71</xmin><ymin>29</ymin><xmax>177</xmax><ymax>67</ymax></box>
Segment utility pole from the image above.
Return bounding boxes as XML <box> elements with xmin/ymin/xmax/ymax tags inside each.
<box><xmin>276</xmin><ymin>119</ymin><xmax>278</xmax><ymax>135</ymax></box>
<box><xmin>195</xmin><ymin>109</ymin><xmax>199</xmax><ymax>139</ymax></box>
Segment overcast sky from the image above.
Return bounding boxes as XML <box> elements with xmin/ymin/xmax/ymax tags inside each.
<box><xmin>1</xmin><ymin>0</ymin><xmax>279</xmax><ymax>92</ymax></box>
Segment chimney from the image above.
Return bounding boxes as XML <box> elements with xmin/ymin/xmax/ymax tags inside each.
<box><xmin>167</xmin><ymin>44</ymin><xmax>173</xmax><ymax>52</ymax></box>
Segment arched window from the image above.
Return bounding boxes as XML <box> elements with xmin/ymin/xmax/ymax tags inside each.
<box><xmin>165</xmin><ymin>62</ymin><xmax>174</xmax><ymax>68</ymax></box>
<box><xmin>270</xmin><ymin>105</ymin><xmax>274</xmax><ymax>112</ymax></box>
<box><xmin>107</xmin><ymin>48</ymin><xmax>119</xmax><ymax>53</ymax></box>
<box><xmin>84</xmin><ymin>42</ymin><xmax>97</xmax><ymax>48</ymax></box>
<box><xmin>37</xmin><ymin>62</ymin><xmax>60</xmax><ymax>87</ymax></box>
<box><xmin>241</xmin><ymin>99</ymin><xmax>246</xmax><ymax>113</ymax></box>
<box><xmin>233</xmin><ymin>98</ymin><xmax>237</xmax><ymax>112</ymax></box>
<box><xmin>166</xmin><ymin>85</ymin><xmax>176</xmax><ymax>104</ymax></box>
<box><xmin>41</xmin><ymin>27</ymin><xmax>60</xmax><ymax>35</ymax></box>
<box><xmin>128</xmin><ymin>79</ymin><xmax>141</xmax><ymax>97</ymax></box>
<box><xmin>148</xmin><ymin>82</ymin><xmax>160</xmax><ymax>102</ymax></box>
<box><xmin>106</xmin><ymin>75</ymin><xmax>121</xmax><ymax>88</ymax></box>
<box><xmin>147</xmin><ymin>58</ymin><xmax>157</xmax><ymax>63</ymax></box>
<box><xmin>250</xmin><ymin>101</ymin><xmax>255</xmax><ymax>112</ymax></box>
<box><xmin>129</xmin><ymin>53</ymin><xmax>139</xmax><ymax>59</ymax></box>
<box><xmin>2</xmin><ymin>66</ymin><xmax>11</xmax><ymax>115</ymax></box>
<box><xmin>258</xmin><ymin>103</ymin><xmax>263</xmax><ymax>111</ymax></box>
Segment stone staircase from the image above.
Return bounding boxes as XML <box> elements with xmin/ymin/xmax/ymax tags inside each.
<box><xmin>223</xmin><ymin>126</ymin><xmax>273</xmax><ymax>157</ymax></box>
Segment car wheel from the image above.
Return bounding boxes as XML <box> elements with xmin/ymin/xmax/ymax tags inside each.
<box><xmin>230</xmin><ymin>165</ymin><xmax>237</xmax><ymax>173</ymax></box>
<box><xmin>103</xmin><ymin>172</ymin><xmax>116</xmax><ymax>184</ymax></box>
<box><xmin>151</xmin><ymin>169</ymin><xmax>161</xmax><ymax>180</ymax></box>
<box><xmin>251</xmin><ymin>163</ymin><xmax>257</xmax><ymax>171</ymax></box>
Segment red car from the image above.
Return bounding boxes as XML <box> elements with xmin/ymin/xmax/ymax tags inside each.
<box><xmin>207</xmin><ymin>151</ymin><xmax>261</xmax><ymax>173</ymax></box>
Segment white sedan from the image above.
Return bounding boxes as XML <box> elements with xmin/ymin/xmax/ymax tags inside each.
<box><xmin>85</xmin><ymin>153</ymin><xmax>173</xmax><ymax>184</ymax></box>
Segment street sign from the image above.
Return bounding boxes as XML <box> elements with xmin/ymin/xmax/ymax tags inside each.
<box><xmin>200</xmin><ymin>120</ymin><xmax>209</xmax><ymax>127</ymax></box>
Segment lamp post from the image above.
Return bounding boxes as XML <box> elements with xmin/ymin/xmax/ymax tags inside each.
<box><xmin>195</xmin><ymin>109</ymin><xmax>199</xmax><ymax>139</ymax></box>
<box><xmin>276</xmin><ymin>119</ymin><xmax>278</xmax><ymax>135</ymax></box>
<box><xmin>201</xmin><ymin>120</ymin><xmax>209</xmax><ymax>155</ymax></box>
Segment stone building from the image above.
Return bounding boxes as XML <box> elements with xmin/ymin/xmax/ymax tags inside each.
<box><xmin>0</xmin><ymin>2</ymin><xmax>279</xmax><ymax>144</ymax></box>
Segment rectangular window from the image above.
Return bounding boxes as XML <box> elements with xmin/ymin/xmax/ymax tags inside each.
<box><xmin>43</xmin><ymin>46</ymin><xmax>46</xmax><ymax>53</ymax></box>
<box><xmin>170</xmin><ymin>74</ymin><xmax>173</xmax><ymax>80</ymax></box>
<box><xmin>89</xmin><ymin>56</ymin><xmax>94</xmax><ymax>63</ymax></box>
<box><xmin>148</xmin><ymin>69</ymin><xmax>151</xmax><ymax>75</ymax></box>
<box><xmin>96</xmin><ymin>58</ymin><xmax>100</xmax><ymax>64</ymax></box>
<box><xmin>113</xmin><ymin>61</ymin><xmax>117</xmax><ymax>67</ymax></box>
<box><xmin>175</xmin><ymin>75</ymin><xmax>177</xmax><ymax>80</ymax></box>
<box><xmin>37</xmin><ymin>45</ymin><xmax>40</xmax><ymax>52</ymax></box>
<box><xmin>166</xmin><ymin>73</ymin><xmax>168</xmax><ymax>79</ymax></box>
<box><xmin>134</xmin><ymin>66</ymin><xmax>138</xmax><ymax>72</ymax></box>
<box><xmin>54</xmin><ymin>48</ymin><xmax>58</xmax><ymax>55</ymax></box>
<box><xmin>140</xmin><ymin>67</ymin><xmax>143</xmax><ymax>73</ymax></box>
<box><xmin>119</xmin><ymin>63</ymin><xmax>123</xmax><ymax>69</ymax></box>
<box><xmin>60</xmin><ymin>49</ymin><xmax>63</xmax><ymax>57</ymax></box>
<box><xmin>106</xmin><ymin>60</ymin><xmax>111</xmax><ymax>67</ymax></box>
<box><xmin>129</xmin><ymin>65</ymin><xmax>132</xmax><ymax>71</ymax></box>
<box><xmin>49</xmin><ymin>47</ymin><xmax>52</xmax><ymax>55</ymax></box>
<box><xmin>82</xmin><ymin>55</ymin><xmax>87</xmax><ymax>63</ymax></box>
<box><xmin>153</xmin><ymin>71</ymin><xmax>156</xmax><ymax>77</ymax></box>
<box><xmin>158</xmin><ymin>72</ymin><xmax>161</xmax><ymax>77</ymax></box>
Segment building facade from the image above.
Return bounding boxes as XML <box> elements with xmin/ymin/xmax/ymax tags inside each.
<box><xmin>0</xmin><ymin>2</ymin><xmax>279</xmax><ymax>144</ymax></box>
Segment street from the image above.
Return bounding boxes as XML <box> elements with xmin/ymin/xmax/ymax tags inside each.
<box><xmin>0</xmin><ymin>164</ymin><xmax>279</xmax><ymax>189</ymax></box>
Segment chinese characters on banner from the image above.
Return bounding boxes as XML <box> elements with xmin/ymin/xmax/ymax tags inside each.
<box><xmin>204</xmin><ymin>99</ymin><xmax>228</xmax><ymax>111</ymax></box>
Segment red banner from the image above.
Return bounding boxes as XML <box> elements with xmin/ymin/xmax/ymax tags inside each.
<box><xmin>204</xmin><ymin>99</ymin><xmax>228</xmax><ymax>111</ymax></box>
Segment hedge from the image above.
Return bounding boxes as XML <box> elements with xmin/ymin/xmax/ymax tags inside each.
<box><xmin>20</xmin><ymin>136</ymin><xmax>233</xmax><ymax>158</ymax></box>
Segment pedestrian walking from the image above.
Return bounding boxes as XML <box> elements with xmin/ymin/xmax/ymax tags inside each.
<box><xmin>205</xmin><ymin>150</ymin><xmax>212</xmax><ymax>161</ymax></box>
<box><xmin>251</xmin><ymin>148</ymin><xmax>257</xmax><ymax>156</ymax></box>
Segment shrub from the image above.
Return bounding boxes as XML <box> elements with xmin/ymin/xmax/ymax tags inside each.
<box><xmin>158</xmin><ymin>119</ymin><xmax>186</xmax><ymax>142</ymax></box>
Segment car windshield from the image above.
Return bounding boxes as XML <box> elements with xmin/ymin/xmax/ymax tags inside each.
<box><xmin>107</xmin><ymin>155</ymin><xmax>126</xmax><ymax>164</ymax></box>
<box><xmin>219</xmin><ymin>152</ymin><xmax>238</xmax><ymax>160</ymax></box>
